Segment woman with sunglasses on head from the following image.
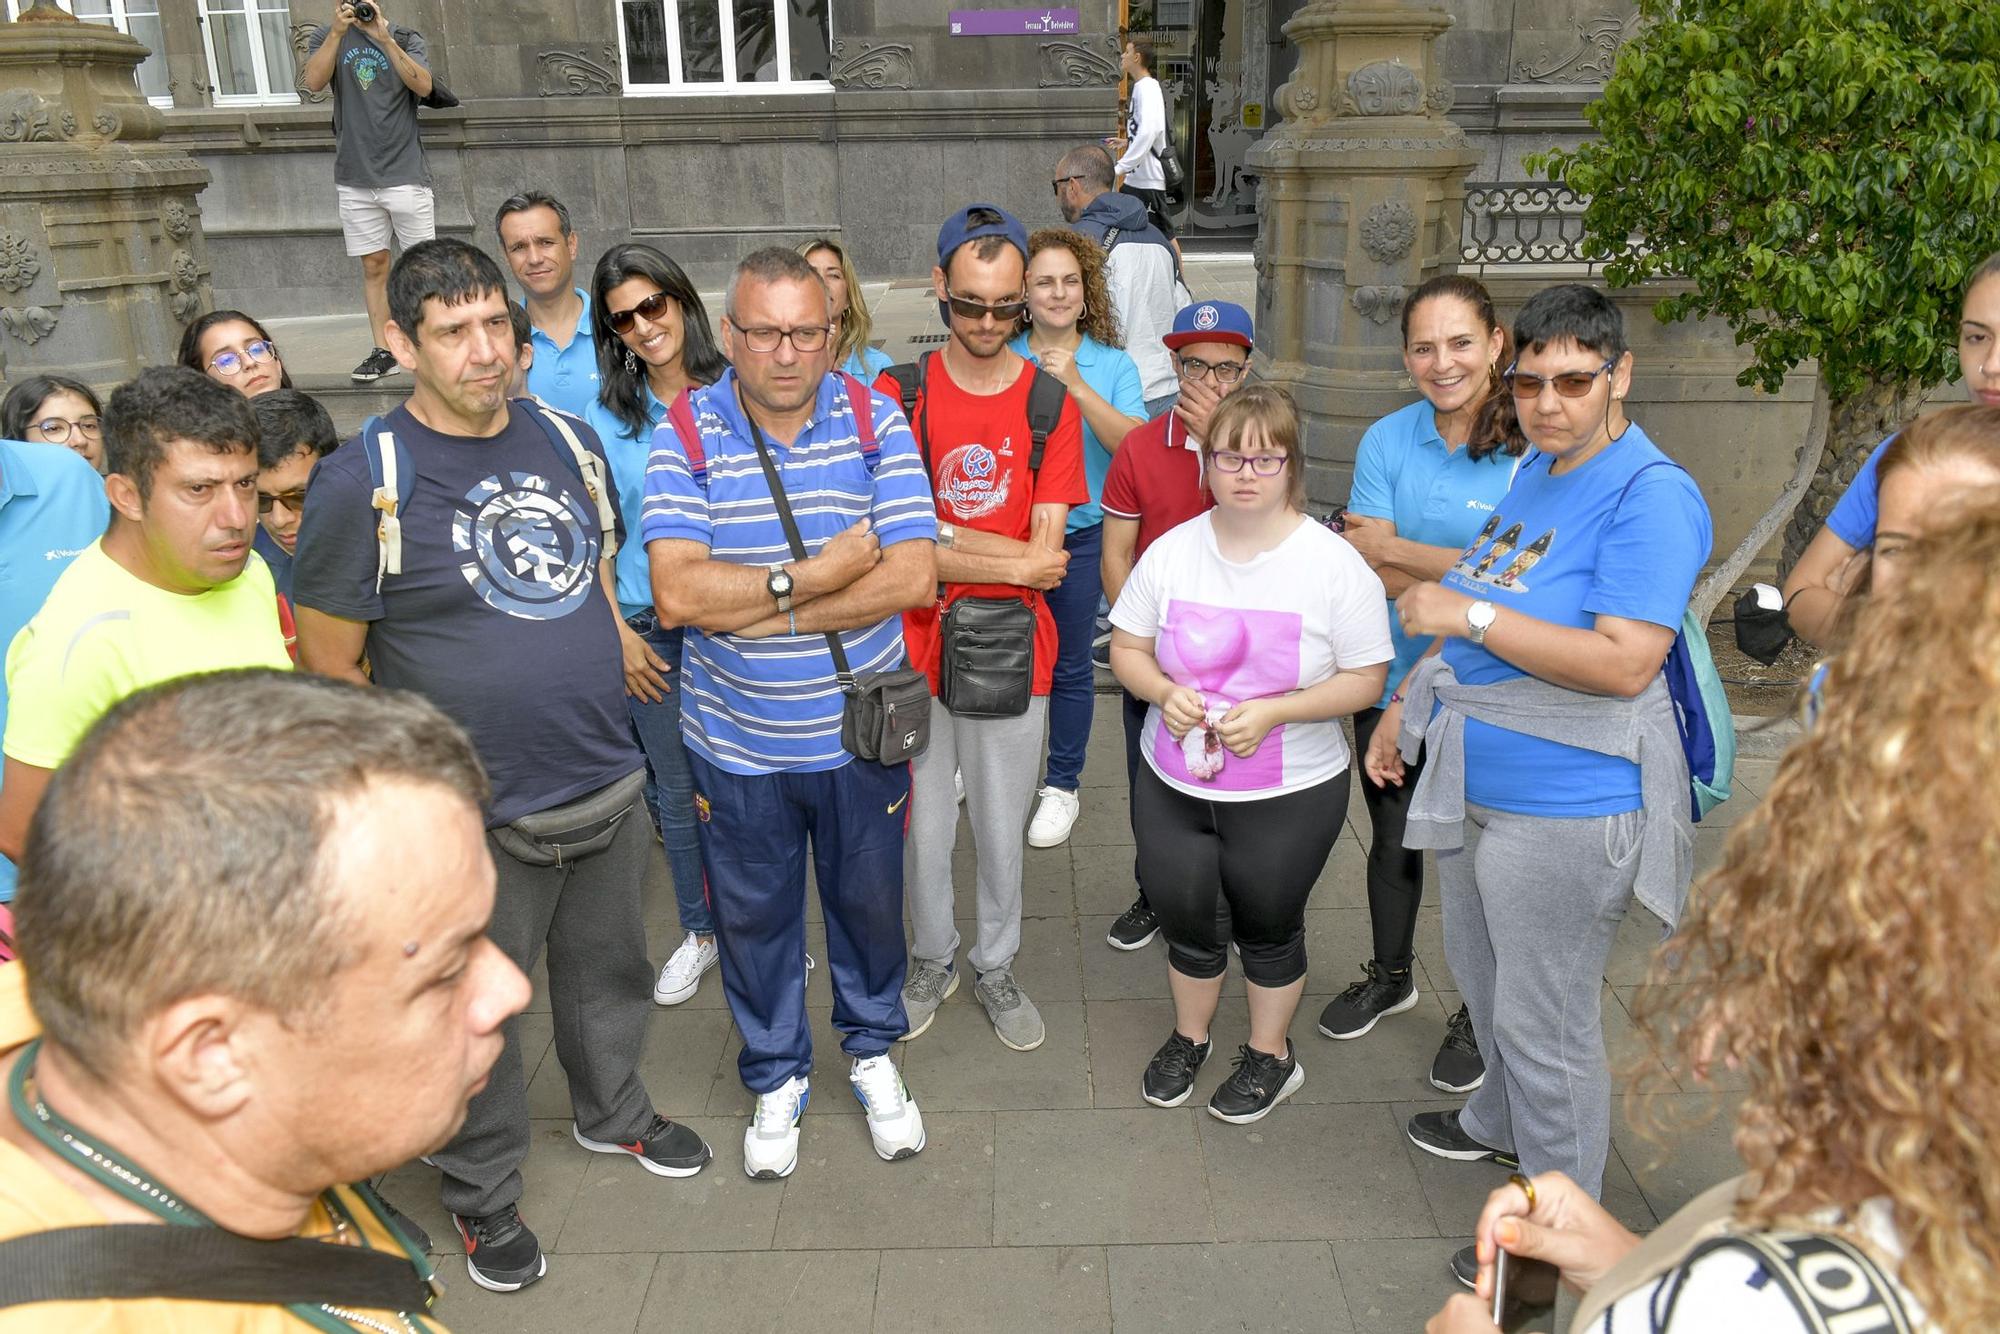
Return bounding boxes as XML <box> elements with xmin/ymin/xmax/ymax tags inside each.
<box><xmin>1317</xmin><ymin>275</ymin><xmax>1524</xmax><ymax>1092</ymax></box>
<box><xmin>1110</xmin><ymin>385</ymin><xmax>1391</xmax><ymax>1124</ymax></box>
<box><xmin>1365</xmin><ymin>285</ymin><xmax>1712</xmax><ymax>1287</ymax></box>
<box><xmin>178</xmin><ymin>309</ymin><xmax>293</xmax><ymax>398</ymax></box>
<box><xmin>800</xmin><ymin>237</ymin><xmax>894</xmax><ymax>381</ymax></box>
<box><xmin>1</xmin><ymin>376</ymin><xmax>106</xmax><ymax>474</ymax></box>
<box><xmin>1010</xmin><ymin>227</ymin><xmax>1147</xmax><ymax>849</ymax></box>
<box><xmin>581</xmin><ymin>243</ymin><xmax>731</xmax><ymax>1008</ymax></box>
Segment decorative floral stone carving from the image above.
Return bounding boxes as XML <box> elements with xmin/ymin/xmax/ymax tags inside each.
<box><xmin>0</xmin><ymin>305</ymin><xmax>58</xmax><ymax>345</ymax></box>
<box><xmin>0</xmin><ymin>235</ymin><xmax>40</xmax><ymax>294</ymax></box>
<box><xmin>0</xmin><ymin>91</ymin><xmax>64</xmax><ymax>143</ymax></box>
<box><xmin>169</xmin><ymin>250</ymin><xmax>202</xmax><ymax>323</ymax></box>
<box><xmin>290</xmin><ymin>23</ymin><xmax>331</xmax><ymax>103</ymax></box>
<box><xmin>1346</xmin><ymin>61</ymin><xmax>1424</xmax><ymax>116</ymax></box>
<box><xmin>536</xmin><ymin>47</ymin><xmax>620</xmax><ymax>96</ymax></box>
<box><xmin>1424</xmin><ymin>78</ymin><xmax>1455</xmax><ymax>116</ymax></box>
<box><xmin>1512</xmin><ymin>13</ymin><xmax>1643</xmax><ymax>85</ymax></box>
<box><xmin>91</xmin><ymin>110</ymin><xmax>121</xmax><ymax>139</ymax></box>
<box><xmin>162</xmin><ymin>200</ymin><xmax>193</xmax><ymax>241</ymax></box>
<box><xmin>1351</xmin><ymin>285</ymin><xmax>1407</xmax><ymax>325</ymax></box>
<box><xmin>829</xmin><ymin>41</ymin><xmax>913</xmax><ymax>90</ymax></box>
<box><xmin>1038</xmin><ymin>38</ymin><xmax>1120</xmax><ymax>88</ymax></box>
<box><xmin>1359</xmin><ymin>201</ymin><xmax>1418</xmax><ymax>263</ymax></box>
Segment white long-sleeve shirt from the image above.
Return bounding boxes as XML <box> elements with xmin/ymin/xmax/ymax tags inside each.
<box><xmin>1117</xmin><ymin>76</ymin><xmax>1166</xmax><ymax>190</ymax></box>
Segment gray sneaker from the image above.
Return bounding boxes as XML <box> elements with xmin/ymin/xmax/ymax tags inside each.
<box><xmin>899</xmin><ymin>959</ymin><xmax>958</xmax><ymax>1041</ymax></box>
<box><xmin>974</xmin><ymin>967</ymin><xmax>1045</xmax><ymax>1051</ymax></box>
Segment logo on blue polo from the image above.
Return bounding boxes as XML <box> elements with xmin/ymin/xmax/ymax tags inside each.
<box><xmin>452</xmin><ymin>471</ymin><xmax>597</xmax><ymax>620</ymax></box>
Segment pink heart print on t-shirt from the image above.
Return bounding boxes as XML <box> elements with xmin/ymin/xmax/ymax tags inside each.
<box><xmin>1153</xmin><ymin>600</ymin><xmax>1304</xmax><ymax>791</ymax></box>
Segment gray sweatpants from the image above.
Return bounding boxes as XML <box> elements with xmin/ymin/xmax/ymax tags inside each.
<box><xmin>907</xmin><ymin>697</ymin><xmax>1047</xmax><ymax>975</ymax></box>
<box><xmin>1438</xmin><ymin>801</ymin><xmax>1643</xmax><ymax>1200</ymax></box>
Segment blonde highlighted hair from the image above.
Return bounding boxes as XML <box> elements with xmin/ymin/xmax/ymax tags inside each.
<box><xmin>799</xmin><ymin>237</ymin><xmax>874</xmax><ymax>368</ymax></box>
<box><xmin>1201</xmin><ymin>382</ymin><xmax>1307</xmax><ymax>510</ymax></box>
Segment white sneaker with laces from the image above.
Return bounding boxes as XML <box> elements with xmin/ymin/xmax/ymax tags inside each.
<box><xmin>743</xmin><ymin>1075</ymin><xmax>808</xmax><ymax>1180</ymax></box>
<box><xmin>849</xmin><ymin>1055</ymin><xmax>925</xmax><ymax>1161</ymax></box>
<box><xmin>653</xmin><ymin>931</ymin><xmax>719</xmax><ymax>1006</ymax></box>
<box><xmin>1026</xmin><ymin>786</ymin><xmax>1081</xmax><ymax>848</ymax></box>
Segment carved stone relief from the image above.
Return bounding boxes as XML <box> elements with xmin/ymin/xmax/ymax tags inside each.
<box><xmin>1359</xmin><ymin>201</ymin><xmax>1417</xmax><ymax>263</ymax></box>
<box><xmin>1351</xmin><ymin>285</ymin><xmax>1407</xmax><ymax>325</ymax></box>
<box><xmin>1513</xmin><ymin>13</ymin><xmax>1643</xmax><ymax>85</ymax></box>
<box><xmin>0</xmin><ymin>235</ymin><xmax>40</xmax><ymax>294</ymax></box>
<box><xmin>1037</xmin><ymin>38</ymin><xmax>1119</xmax><ymax>88</ymax></box>
<box><xmin>1424</xmin><ymin>78</ymin><xmax>1455</xmax><ymax>116</ymax></box>
<box><xmin>162</xmin><ymin>200</ymin><xmax>194</xmax><ymax>242</ymax></box>
<box><xmin>1</xmin><ymin>306</ymin><xmax>58</xmax><ymax>345</ymax></box>
<box><xmin>0</xmin><ymin>91</ymin><xmax>71</xmax><ymax>143</ymax></box>
<box><xmin>1345</xmin><ymin>62</ymin><xmax>1423</xmax><ymax>117</ymax></box>
<box><xmin>92</xmin><ymin>110</ymin><xmax>121</xmax><ymax>139</ymax></box>
<box><xmin>169</xmin><ymin>250</ymin><xmax>201</xmax><ymax>323</ymax></box>
<box><xmin>289</xmin><ymin>24</ymin><xmax>331</xmax><ymax>104</ymax></box>
<box><xmin>829</xmin><ymin>41</ymin><xmax>913</xmax><ymax>91</ymax></box>
<box><xmin>537</xmin><ymin>47</ymin><xmax>620</xmax><ymax>97</ymax></box>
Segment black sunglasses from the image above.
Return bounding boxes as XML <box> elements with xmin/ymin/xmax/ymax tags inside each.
<box><xmin>607</xmin><ymin>291</ymin><xmax>677</xmax><ymax>335</ymax></box>
<box><xmin>945</xmin><ymin>291</ymin><xmax>1028</xmax><ymax>323</ymax></box>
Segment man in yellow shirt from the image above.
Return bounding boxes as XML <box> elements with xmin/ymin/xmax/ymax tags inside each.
<box><xmin>0</xmin><ymin>367</ymin><xmax>290</xmax><ymax>863</ymax></box>
<box><xmin>0</xmin><ymin>670</ymin><xmax>529</xmax><ymax>1329</ymax></box>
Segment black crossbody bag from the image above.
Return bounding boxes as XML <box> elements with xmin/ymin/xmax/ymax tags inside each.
<box><xmin>742</xmin><ymin>412</ymin><xmax>931</xmax><ymax>766</ymax></box>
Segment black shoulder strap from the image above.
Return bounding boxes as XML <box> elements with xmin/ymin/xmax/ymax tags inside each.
<box><xmin>883</xmin><ymin>361</ymin><xmax>922</xmax><ymax>420</ymax></box>
<box><xmin>738</xmin><ymin>400</ymin><xmax>860</xmax><ymax>689</ymax></box>
<box><xmin>883</xmin><ymin>354</ymin><xmax>933</xmax><ymax>473</ymax></box>
<box><xmin>1655</xmin><ymin>1231</ymin><xmax>1915</xmax><ymax>1334</ymax></box>
<box><xmin>1023</xmin><ymin>364</ymin><xmax>1068</xmax><ymax>475</ymax></box>
<box><xmin>0</xmin><ymin>1223</ymin><xmax>436</xmax><ymax>1313</ymax></box>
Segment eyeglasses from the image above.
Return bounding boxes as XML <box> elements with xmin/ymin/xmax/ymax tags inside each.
<box><xmin>1504</xmin><ymin>357</ymin><xmax>1617</xmax><ymax>401</ymax></box>
<box><xmin>258</xmin><ymin>487</ymin><xmax>309</xmax><ymax>515</ymax></box>
<box><xmin>32</xmin><ymin>415</ymin><xmax>101</xmax><ymax>444</ymax></box>
<box><xmin>1209</xmin><ymin>451</ymin><xmax>1288</xmax><ymax>476</ymax></box>
<box><xmin>607</xmin><ymin>290</ymin><xmax>677</xmax><ymax>335</ymax></box>
<box><xmin>1177</xmin><ymin>355</ymin><xmax>1248</xmax><ymax>386</ymax></box>
<box><xmin>945</xmin><ymin>292</ymin><xmax>1028</xmax><ymax>324</ymax></box>
<box><xmin>1051</xmin><ymin>174</ymin><xmax>1084</xmax><ymax>196</ymax></box>
<box><xmin>206</xmin><ymin>340</ymin><xmax>278</xmax><ymax>377</ymax></box>
<box><xmin>735</xmin><ymin>324</ymin><xmax>832</xmax><ymax>354</ymax></box>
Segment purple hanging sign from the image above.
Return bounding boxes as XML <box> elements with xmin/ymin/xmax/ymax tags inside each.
<box><xmin>948</xmin><ymin>8</ymin><xmax>1081</xmax><ymax>36</ymax></box>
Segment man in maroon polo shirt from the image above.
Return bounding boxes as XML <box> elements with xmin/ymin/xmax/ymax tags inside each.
<box><xmin>1098</xmin><ymin>299</ymin><xmax>1254</xmax><ymax>950</ymax></box>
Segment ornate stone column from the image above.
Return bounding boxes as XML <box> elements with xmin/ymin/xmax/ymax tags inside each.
<box><xmin>1244</xmin><ymin>1</ymin><xmax>1479</xmax><ymax>502</ymax></box>
<box><xmin>0</xmin><ymin>3</ymin><xmax>212</xmax><ymax>387</ymax></box>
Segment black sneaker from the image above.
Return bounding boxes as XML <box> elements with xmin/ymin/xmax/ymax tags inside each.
<box><xmin>350</xmin><ymin>346</ymin><xmax>400</xmax><ymax>383</ymax></box>
<box><xmin>1316</xmin><ymin>960</ymin><xmax>1419</xmax><ymax>1039</ymax></box>
<box><xmin>1451</xmin><ymin>1243</ymin><xmax>1558</xmax><ymax>1307</ymax></box>
<box><xmin>1207</xmin><ymin>1043</ymin><xmax>1305</xmax><ymax>1123</ymax></box>
<box><xmin>1141</xmin><ymin>1030</ymin><xmax>1212</xmax><ymax>1108</ymax></box>
<box><xmin>452</xmin><ymin>1204</ymin><xmax>546</xmax><ymax>1293</ymax></box>
<box><xmin>1107</xmin><ymin>897</ymin><xmax>1159</xmax><ymax>951</ymax></box>
<box><xmin>1430</xmin><ymin>1003</ymin><xmax>1487</xmax><ymax>1094</ymax></box>
<box><xmin>1406</xmin><ymin>1109</ymin><xmax>1517</xmax><ymax>1166</ymax></box>
<box><xmin>572</xmin><ymin>1113</ymin><xmax>712</xmax><ymax>1177</ymax></box>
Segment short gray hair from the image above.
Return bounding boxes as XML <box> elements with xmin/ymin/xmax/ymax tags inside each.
<box><xmin>727</xmin><ymin>246</ymin><xmax>832</xmax><ymax>322</ymax></box>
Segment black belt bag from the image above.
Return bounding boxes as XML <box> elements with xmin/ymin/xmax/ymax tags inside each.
<box><xmin>840</xmin><ymin>668</ymin><xmax>933</xmax><ymax>765</ymax></box>
<box><xmin>939</xmin><ymin>595</ymin><xmax>1035</xmax><ymax>718</ymax></box>
<box><xmin>492</xmin><ymin>768</ymin><xmax>647</xmax><ymax>868</ymax></box>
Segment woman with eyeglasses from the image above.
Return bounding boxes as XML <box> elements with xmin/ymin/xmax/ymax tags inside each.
<box><xmin>178</xmin><ymin>309</ymin><xmax>293</xmax><ymax>398</ymax></box>
<box><xmin>1</xmin><ymin>376</ymin><xmax>106</xmax><ymax>473</ymax></box>
<box><xmin>1363</xmin><ymin>285</ymin><xmax>1712</xmax><ymax>1287</ymax></box>
<box><xmin>1316</xmin><ymin>275</ymin><xmax>1525</xmax><ymax>1094</ymax></box>
<box><xmin>580</xmin><ymin>242</ymin><xmax>731</xmax><ymax>1009</ymax></box>
<box><xmin>1109</xmin><ymin>384</ymin><xmax>1391</xmax><ymax>1124</ymax></box>
<box><xmin>800</xmin><ymin>237</ymin><xmax>894</xmax><ymax>380</ymax></box>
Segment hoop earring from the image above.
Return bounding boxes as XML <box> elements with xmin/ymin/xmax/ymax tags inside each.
<box><xmin>624</xmin><ymin>348</ymin><xmax>639</xmax><ymax>375</ymax></box>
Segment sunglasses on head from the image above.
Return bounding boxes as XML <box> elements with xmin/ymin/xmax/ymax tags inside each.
<box><xmin>1503</xmin><ymin>356</ymin><xmax>1618</xmax><ymax>400</ymax></box>
<box><xmin>257</xmin><ymin>487</ymin><xmax>309</xmax><ymax>515</ymax></box>
<box><xmin>207</xmin><ymin>340</ymin><xmax>277</xmax><ymax>378</ymax></box>
<box><xmin>607</xmin><ymin>290</ymin><xmax>677</xmax><ymax>334</ymax></box>
<box><xmin>945</xmin><ymin>291</ymin><xmax>1028</xmax><ymax>324</ymax></box>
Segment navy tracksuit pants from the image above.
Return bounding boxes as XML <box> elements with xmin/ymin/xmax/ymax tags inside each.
<box><xmin>688</xmin><ymin>751</ymin><xmax>912</xmax><ymax>1094</ymax></box>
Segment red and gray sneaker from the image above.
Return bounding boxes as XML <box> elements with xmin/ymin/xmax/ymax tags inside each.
<box><xmin>452</xmin><ymin>1204</ymin><xmax>546</xmax><ymax>1293</ymax></box>
<box><xmin>572</xmin><ymin>1113</ymin><xmax>712</xmax><ymax>1178</ymax></box>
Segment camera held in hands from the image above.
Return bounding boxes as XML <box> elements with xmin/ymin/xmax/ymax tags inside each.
<box><xmin>351</xmin><ymin>1</ymin><xmax>376</xmax><ymax>22</ymax></box>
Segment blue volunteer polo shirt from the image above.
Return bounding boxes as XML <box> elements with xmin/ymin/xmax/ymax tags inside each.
<box><xmin>525</xmin><ymin>287</ymin><xmax>601</xmax><ymax>420</ymax></box>
<box><xmin>640</xmin><ymin>369</ymin><xmax>938</xmax><ymax>775</ymax></box>
<box><xmin>1824</xmin><ymin>434</ymin><xmax>1893</xmax><ymax>549</ymax></box>
<box><xmin>1348</xmin><ymin>399</ymin><xmax>1521</xmax><ymax>707</ymax></box>
<box><xmin>1009</xmin><ymin>332</ymin><xmax>1146</xmax><ymax>533</ymax></box>
<box><xmin>582</xmin><ymin>386</ymin><xmax>670</xmax><ymax>618</ymax></box>
<box><xmin>0</xmin><ymin>439</ymin><xmax>110</xmax><ymax>900</ymax></box>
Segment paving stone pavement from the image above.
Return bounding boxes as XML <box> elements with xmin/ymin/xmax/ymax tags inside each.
<box><xmin>379</xmin><ymin>695</ymin><xmax>1766</xmax><ymax>1334</ymax></box>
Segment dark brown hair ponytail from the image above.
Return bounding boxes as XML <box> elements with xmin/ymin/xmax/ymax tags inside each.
<box><xmin>1400</xmin><ymin>274</ymin><xmax>1525</xmax><ymax>461</ymax></box>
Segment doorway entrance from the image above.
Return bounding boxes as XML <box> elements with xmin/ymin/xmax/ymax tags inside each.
<box><xmin>1126</xmin><ymin>0</ymin><xmax>1268</xmax><ymax>242</ymax></box>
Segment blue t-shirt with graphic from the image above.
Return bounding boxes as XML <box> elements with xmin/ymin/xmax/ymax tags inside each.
<box><xmin>1440</xmin><ymin>423</ymin><xmax>1712</xmax><ymax>817</ymax></box>
<box><xmin>1349</xmin><ymin>399</ymin><xmax>1521</xmax><ymax>708</ymax></box>
<box><xmin>1823</xmin><ymin>435</ymin><xmax>1893</xmax><ymax>549</ymax></box>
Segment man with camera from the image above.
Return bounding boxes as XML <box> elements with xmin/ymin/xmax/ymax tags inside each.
<box><xmin>300</xmin><ymin>0</ymin><xmax>438</xmax><ymax>386</ymax></box>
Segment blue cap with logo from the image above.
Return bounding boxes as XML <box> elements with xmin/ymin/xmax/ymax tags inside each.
<box><xmin>1163</xmin><ymin>299</ymin><xmax>1254</xmax><ymax>351</ymax></box>
<box><xmin>936</xmin><ymin>204</ymin><xmax>1031</xmax><ymax>268</ymax></box>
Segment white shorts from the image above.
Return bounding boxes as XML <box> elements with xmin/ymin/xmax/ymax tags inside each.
<box><xmin>337</xmin><ymin>183</ymin><xmax>435</xmax><ymax>257</ymax></box>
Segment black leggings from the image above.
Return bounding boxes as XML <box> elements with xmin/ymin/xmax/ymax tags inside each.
<box><xmin>1352</xmin><ymin>706</ymin><xmax>1425</xmax><ymax>971</ymax></box>
<box><xmin>1133</xmin><ymin>765</ymin><xmax>1349</xmax><ymax>987</ymax></box>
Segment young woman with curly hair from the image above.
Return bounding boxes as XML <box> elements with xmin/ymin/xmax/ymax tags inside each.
<box><xmin>1011</xmin><ymin>226</ymin><xmax>1148</xmax><ymax>848</ymax></box>
<box><xmin>800</xmin><ymin>237</ymin><xmax>893</xmax><ymax>380</ymax></box>
<box><xmin>1428</xmin><ymin>496</ymin><xmax>2000</xmax><ymax>1334</ymax></box>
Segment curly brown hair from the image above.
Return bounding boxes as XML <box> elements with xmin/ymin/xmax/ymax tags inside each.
<box><xmin>1023</xmin><ymin>227</ymin><xmax>1124</xmax><ymax>349</ymax></box>
<box><xmin>1632</xmin><ymin>501</ymin><xmax>2000</xmax><ymax>1330</ymax></box>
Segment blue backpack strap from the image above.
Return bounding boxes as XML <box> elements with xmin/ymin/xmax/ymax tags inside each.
<box><xmin>837</xmin><ymin>371</ymin><xmax>880</xmax><ymax>475</ymax></box>
<box><xmin>358</xmin><ymin>414</ymin><xmax>413</xmax><ymax>595</ymax></box>
<box><xmin>665</xmin><ymin>388</ymin><xmax>708</xmax><ymax>491</ymax></box>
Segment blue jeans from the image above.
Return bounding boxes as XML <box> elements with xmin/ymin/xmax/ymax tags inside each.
<box><xmin>624</xmin><ymin>609</ymin><xmax>711</xmax><ymax>936</ymax></box>
<box><xmin>1042</xmin><ymin>521</ymin><xmax>1103</xmax><ymax>792</ymax></box>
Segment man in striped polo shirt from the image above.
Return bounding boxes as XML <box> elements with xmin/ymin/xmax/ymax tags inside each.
<box><xmin>645</xmin><ymin>247</ymin><xmax>939</xmax><ymax>1182</ymax></box>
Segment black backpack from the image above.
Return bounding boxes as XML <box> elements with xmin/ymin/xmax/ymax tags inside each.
<box><xmin>882</xmin><ymin>351</ymin><xmax>1067</xmax><ymax>475</ymax></box>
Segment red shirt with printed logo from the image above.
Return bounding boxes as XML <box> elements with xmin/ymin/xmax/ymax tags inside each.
<box><xmin>880</xmin><ymin>353</ymin><xmax>1088</xmax><ymax>695</ymax></box>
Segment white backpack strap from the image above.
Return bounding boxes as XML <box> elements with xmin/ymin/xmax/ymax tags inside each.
<box><xmin>369</xmin><ymin>425</ymin><xmax>403</xmax><ymax>595</ymax></box>
<box><xmin>536</xmin><ymin>405</ymin><xmax>619</xmax><ymax>562</ymax></box>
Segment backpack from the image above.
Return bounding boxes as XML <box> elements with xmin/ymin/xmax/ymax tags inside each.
<box><xmin>361</xmin><ymin>399</ymin><xmax>617</xmax><ymax>595</ymax></box>
<box><xmin>666</xmin><ymin>372</ymin><xmax>880</xmax><ymax>490</ymax></box>
<box><xmin>880</xmin><ymin>351</ymin><xmax>1067</xmax><ymax>476</ymax></box>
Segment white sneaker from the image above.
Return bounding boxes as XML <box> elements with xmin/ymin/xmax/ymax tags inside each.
<box><xmin>743</xmin><ymin>1076</ymin><xmax>808</xmax><ymax>1180</ymax></box>
<box><xmin>1026</xmin><ymin>786</ymin><xmax>1081</xmax><ymax>848</ymax></box>
<box><xmin>653</xmin><ymin>932</ymin><xmax>719</xmax><ymax>1006</ymax></box>
<box><xmin>849</xmin><ymin>1055</ymin><xmax>925</xmax><ymax>1161</ymax></box>
<box><xmin>953</xmin><ymin>768</ymin><xmax>965</xmax><ymax>804</ymax></box>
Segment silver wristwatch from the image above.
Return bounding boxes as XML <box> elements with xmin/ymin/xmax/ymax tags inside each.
<box><xmin>1466</xmin><ymin>600</ymin><xmax>1497</xmax><ymax>645</ymax></box>
<box><xmin>937</xmin><ymin>521</ymin><xmax>956</xmax><ymax>550</ymax></box>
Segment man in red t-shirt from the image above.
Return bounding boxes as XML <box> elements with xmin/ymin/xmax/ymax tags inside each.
<box><xmin>1096</xmin><ymin>299</ymin><xmax>1255</xmax><ymax>950</ymax></box>
<box><xmin>880</xmin><ymin>205</ymin><xmax>1088</xmax><ymax>1055</ymax></box>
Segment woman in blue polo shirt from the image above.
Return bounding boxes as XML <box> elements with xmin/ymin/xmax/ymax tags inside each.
<box><xmin>1011</xmin><ymin>227</ymin><xmax>1148</xmax><ymax>850</ymax></box>
<box><xmin>582</xmin><ymin>242</ymin><xmax>729</xmax><ymax>1008</ymax></box>
<box><xmin>1317</xmin><ymin>275</ymin><xmax>1521</xmax><ymax>1097</ymax></box>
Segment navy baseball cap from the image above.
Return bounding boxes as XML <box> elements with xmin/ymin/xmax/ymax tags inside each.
<box><xmin>1163</xmin><ymin>300</ymin><xmax>1254</xmax><ymax>351</ymax></box>
<box><xmin>936</xmin><ymin>204</ymin><xmax>1030</xmax><ymax>269</ymax></box>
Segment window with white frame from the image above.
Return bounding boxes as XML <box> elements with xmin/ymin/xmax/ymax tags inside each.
<box><xmin>197</xmin><ymin>0</ymin><xmax>299</xmax><ymax>106</ymax></box>
<box><xmin>5</xmin><ymin>0</ymin><xmax>173</xmax><ymax>106</ymax></box>
<box><xmin>618</xmin><ymin>0</ymin><xmax>832</xmax><ymax>93</ymax></box>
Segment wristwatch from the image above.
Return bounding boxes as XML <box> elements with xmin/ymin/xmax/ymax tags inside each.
<box><xmin>937</xmin><ymin>521</ymin><xmax>956</xmax><ymax>550</ymax></box>
<box><xmin>767</xmin><ymin>565</ymin><xmax>795</xmax><ymax>613</ymax></box>
<box><xmin>1465</xmin><ymin>599</ymin><xmax>1498</xmax><ymax>646</ymax></box>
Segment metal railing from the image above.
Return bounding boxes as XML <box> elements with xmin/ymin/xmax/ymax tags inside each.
<box><xmin>1459</xmin><ymin>183</ymin><xmax>1626</xmax><ymax>271</ymax></box>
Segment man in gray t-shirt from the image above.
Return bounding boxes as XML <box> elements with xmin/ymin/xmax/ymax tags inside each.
<box><xmin>301</xmin><ymin>0</ymin><xmax>438</xmax><ymax>386</ymax></box>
